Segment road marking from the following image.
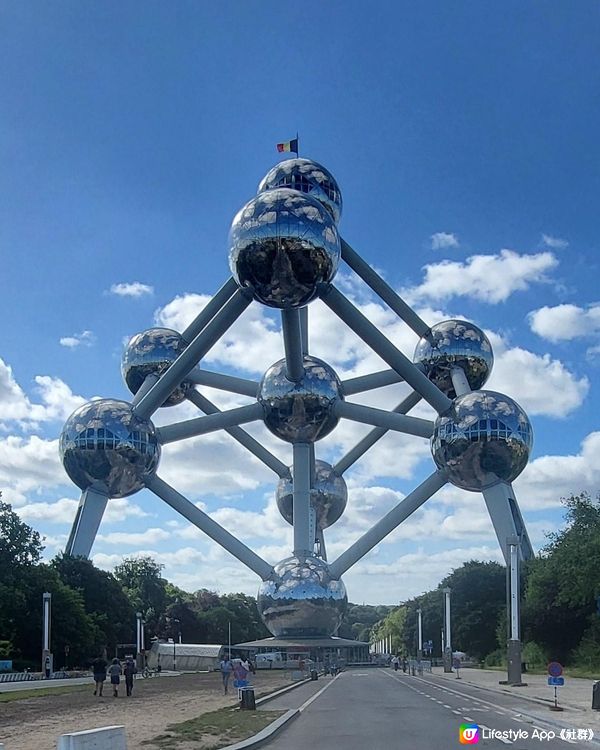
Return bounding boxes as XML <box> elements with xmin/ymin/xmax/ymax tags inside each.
<box><xmin>464</xmin><ymin>716</ymin><xmax>474</xmax><ymax>722</ymax></box>
<box><xmin>478</xmin><ymin>724</ymin><xmax>512</xmax><ymax>744</ymax></box>
<box><xmin>297</xmin><ymin>674</ymin><xmax>339</xmax><ymax>713</ymax></box>
<box><xmin>452</xmin><ymin>710</ymin><xmax>460</xmax><ymax>715</ymax></box>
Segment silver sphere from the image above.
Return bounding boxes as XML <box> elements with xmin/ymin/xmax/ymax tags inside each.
<box><xmin>431</xmin><ymin>390</ymin><xmax>533</xmax><ymax>492</ymax></box>
<box><xmin>257</xmin><ymin>158</ymin><xmax>343</xmax><ymax>224</ymax></box>
<box><xmin>277</xmin><ymin>460</ymin><xmax>347</xmax><ymax>528</ymax></box>
<box><xmin>258</xmin><ymin>356</ymin><xmax>342</xmax><ymax>443</ymax></box>
<box><xmin>414</xmin><ymin>320</ymin><xmax>493</xmax><ymax>398</ymax></box>
<box><xmin>121</xmin><ymin>328</ymin><xmax>191</xmax><ymax>407</ymax></box>
<box><xmin>257</xmin><ymin>556</ymin><xmax>347</xmax><ymax>638</ymax></box>
<box><xmin>228</xmin><ymin>188</ymin><xmax>341</xmax><ymax>309</ymax></box>
<box><xmin>59</xmin><ymin>399</ymin><xmax>160</xmax><ymax>498</ymax></box>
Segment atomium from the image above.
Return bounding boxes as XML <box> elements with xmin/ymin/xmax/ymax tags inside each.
<box><xmin>414</xmin><ymin>320</ymin><xmax>493</xmax><ymax>398</ymax></box>
<box><xmin>59</xmin><ymin>154</ymin><xmax>535</xmax><ymax>643</ymax></box>
<box><xmin>431</xmin><ymin>390</ymin><xmax>533</xmax><ymax>492</ymax></box>
<box><xmin>228</xmin><ymin>188</ymin><xmax>340</xmax><ymax>308</ymax></box>
<box><xmin>59</xmin><ymin>399</ymin><xmax>160</xmax><ymax>498</ymax></box>
<box><xmin>257</xmin><ymin>157</ymin><xmax>343</xmax><ymax>225</ymax></box>
<box><xmin>257</xmin><ymin>555</ymin><xmax>348</xmax><ymax>638</ymax></box>
<box><xmin>258</xmin><ymin>356</ymin><xmax>343</xmax><ymax>443</ymax></box>
<box><xmin>276</xmin><ymin>460</ymin><xmax>347</xmax><ymax>528</ymax></box>
<box><xmin>122</xmin><ymin>328</ymin><xmax>192</xmax><ymax>406</ymax></box>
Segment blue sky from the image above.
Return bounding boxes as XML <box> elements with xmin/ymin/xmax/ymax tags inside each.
<box><xmin>1</xmin><ymin>1</ymin><xmax>599</xmax><ymax>604</ymax></box>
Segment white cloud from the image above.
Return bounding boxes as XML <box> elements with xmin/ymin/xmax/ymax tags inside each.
<box><xmin>0</xmin><ymin>436</ymin><xmax>66</xmax><ymax>505</ymax></box>
<box><xmin>430</xmin><ymin>232</ymin><xmax>459</xmax><ymax>250</ymax></box>
<box><xmin>109</xmin><ymin>282</ymin><xmax>154</xmax><ymax>298</ymax></box>
<box><xmin>59</xmin><ymin>330</ymin><xmax>95</xmax><ymax>349</ymax></box>
<box><xmin>406</xmin><ymin>250</ymin><xmax>558</xmax><ymax>304</ymax></box>
<box><xmin>97</xmin><ymin>527</ymin><xmax>171</xmax><ymax>546</ymax></box>
<box><xmin>486</xmin><ymin>332</ymin><xmax>588</xmax><ymax>418</ymax></box>
<box><xmin>0</xmin><ymin>359</ymin><xmax>86</xmax><ymax>426</ymax></box>
<box><xmin>528</xmin><ymin>303</ymin><xmax>600</xmax><ymax>343</ymax></box>
<box><xmin>16</xmin><ymin>496</ymin><xmax>149</xmax><ymax>525</ymax></box>
<box><xmin>542</xmin><ymin>234</ymin><xmax>569</xmax><ymax>250</ymax></box>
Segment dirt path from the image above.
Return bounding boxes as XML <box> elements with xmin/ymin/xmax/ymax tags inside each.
<box><xmin>0</xmin><ymin>671</ymin><xmax>292</xmax><ymax>750</ymax></box>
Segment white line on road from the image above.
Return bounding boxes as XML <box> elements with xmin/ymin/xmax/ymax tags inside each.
<box><xmin>298</xmin><ymin>673</ymin><xmax>339</xmax><ymax>713</ymax></box>
<box><xmin>443</xmin><ymin>704</ymin><xmax>451</xmax><ymax>709</ymax></box>
<box><xmin>452</xmin><ymin>710</ymin><xmax>460</xmax><ymax>715</ymax></box>
<box><xmin>463</xmin><ymin>716</ymin><xmax>474</xmax><ymax>722</ymax></box>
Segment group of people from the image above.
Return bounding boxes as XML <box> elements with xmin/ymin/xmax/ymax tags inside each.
<box><xmin>390</xmin><ymin>655</ymin><xmax>408</xmax><ymax>672</ymax></box>
<box><xmin>92</xmin><ymin>656</ymin><xmax>137</xmax><ymax>697</ymax></box>
<box><xmin>219</xmin><ymin>655</ymin><xmax>254</xmax><ymax>695</ymax></box>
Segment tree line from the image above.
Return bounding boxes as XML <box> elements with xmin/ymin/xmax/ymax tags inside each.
<box><xmin>369</xmin><ymin>493</ymin><xmax>600</xmax><ymax>672</ymax></box>
<box><xmin>0</xmin><ymin>496</ymin><xmax>387</xmax><ymax>670</ymax></box>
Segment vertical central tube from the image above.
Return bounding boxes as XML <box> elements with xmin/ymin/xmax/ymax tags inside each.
<box><xmin>510</xmin><ymin>542</ymin><xmax>520</xmax><ymax>640</ymax></box>
<box><xmin>293</xmin><ymin>442</ymin><xmax>312</xmax><ymax>557</ymax></box>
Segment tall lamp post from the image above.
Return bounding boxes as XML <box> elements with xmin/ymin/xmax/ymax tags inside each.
<box><xmin>172</xmin><ymin>619</ymin><xmax>180</xmax><ymax>671</ymax></box>
<box><xmin>501</xmin><ymin>536</ymin><xmax>527</xmax><ymax>687</ymax></box>
<box><xmin>42</xmin><ymin>592</ymin><xmax>52</xmax><ymax>678</ymax></box>
<box><xmin>417</xmin><ymin>608</ymin><xmax>423</xmax><ymax>660</ymax></box>
<box><xmin>443</xmin><ymin>588</ymin><xmax>452</xmax><ymax>673</ymax></box>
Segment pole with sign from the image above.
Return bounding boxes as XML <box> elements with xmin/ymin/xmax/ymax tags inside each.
<box><xmin>547</xmin><ymin>662</ymin><xmax>564</xmax><ymax>711</ymax></box>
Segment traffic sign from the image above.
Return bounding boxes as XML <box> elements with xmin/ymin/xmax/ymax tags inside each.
<box><xmin>548</xmin><ymin>676</ymin><xmax>565</xmax><ymax>686</ymax></box>
<box><xmin>548</xmin><ymin>661</ymin><xmax>563</xmax><ymax>677</ymax></box>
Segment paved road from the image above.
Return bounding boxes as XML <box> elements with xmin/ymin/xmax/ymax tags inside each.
<box><xmin>264</xmin><ymin>670</ymin><xmax>595</xmax><ymax>748</ymax></box>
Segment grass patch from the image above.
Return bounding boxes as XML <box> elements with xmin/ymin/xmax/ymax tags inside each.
<box><xmin>0</xmin><ymin>684</ymin><xmax>90</xmax><ymax>702</ymax></box>
<box><xmin>144</xmin><ymin>707</ymin><xmax>286</xmax><ymax>750</ymax></box>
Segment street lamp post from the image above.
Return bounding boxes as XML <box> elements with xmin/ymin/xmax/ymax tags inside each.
<box><xmin>501</xmin><ymin>536</ymin><xmax>527</xmax><ymax>687</ymax></box>
<box><xmin>417</xmin><ymin>608</ymin><xmax>423</xmax><ymax>660</ymax></box>
<box><xmin>172</xmin><ymin>618</ymin><xmax>180</xmax><ymax>671</ymax></box>
<box><xmin>443</xmin><ymin>588</ymin><xmax>452</xmax><ymax>673</ymax></box>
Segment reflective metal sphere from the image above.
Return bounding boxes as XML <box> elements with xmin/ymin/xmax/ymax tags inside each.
<box><xmin>257</xmin><ymin>556</ymin><xmax>347</xmax><ymax>638</ymax></box>
<box><xmin>277</xmin><ymin>460</ymin><xmax>347</xmax><ymax>528</ymax></box>
<box><xmin>257</xmin><ymin>158</ymin><xmax>343</xmax><ymax>224</ymax></box>
<box><xmin>122</xmin><ymin>328</ymin><xmax>191</xmax><ymax>407</ymax></box>
<box><xmin>228</xmin><ymin>188</ymin><xmax>341</xmax><ymax>309</ymax></box>
<box><xmin>414</xmin><ymin>320</ymin><xmax>494</xmax><ymax>398</ymax></box>
<box><xmin>431</xmin><ymin>390</ymin><xmax>533</xmax><ymax>492</ymax></box>
<box><xmin>258</xmin><ymin>357</ymin><xmax>342</xmax><ymax>443</ymax></box>
<box><xmin>59</xmin><ymin>399</ymin><xmax>160</xmax><ymax>498</ymax></box>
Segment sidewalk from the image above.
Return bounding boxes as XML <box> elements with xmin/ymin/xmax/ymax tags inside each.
<box><xmin>429</xmin><ymin>666</ymin><xmax>600</xmax><ymax>731</ymax></box>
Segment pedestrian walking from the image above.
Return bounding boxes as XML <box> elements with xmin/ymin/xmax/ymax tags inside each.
<box><xmin>92</xmin><ymin>655</ymin><xmax>107</xmax><ymax>696</ymax></box>
<box><xmin>124</xmin><ymin>656</ymin><xmax>137</xmax><ymax>696</ymax></box>
<box><xmin>220</xmin><ymin>655</ymin><xmax>233</xmax><ymax>695</ymax></box>
<box><xmin>392</xmin><ymin>655</ymin><xmax>399</xmax><ymax>671</ymax></box>
<box><xmin>108</xmin><ymin>657</ymin><xmax>122</xmax><ymax>697</ymax></box>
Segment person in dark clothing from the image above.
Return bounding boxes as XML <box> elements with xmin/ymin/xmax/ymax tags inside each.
<box><xmin>108</xmin><ymin>657</ymin><xmax>122</xmax><ymax>697</ymax></box>
<box><xmin>124</xmin><ymin>657</ymin><xmax>137</xmax><ymax>696</ymax></box>
<box><xmin>92</xmin><ymin>656</ymin><xmax>108</xmax><ymax>696</ymax></box>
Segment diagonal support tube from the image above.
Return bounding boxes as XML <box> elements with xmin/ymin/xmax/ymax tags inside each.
<box><xmin>281</xmin><ymin>309</ymin><xmax>305</xmax><ymax>382</ymax></box>
<box><xmin>334</xmin><ymin>391</ymin><xmax>422</xmax><ymax>475</ymax></box>
<box><xmin>146</xmin><ymin>475</ymin><xmax>274</xmax><ymax>580</ymax></box>
<box><xmin>341</xmin><ymin>239</ymin><xmax>430</xmax><ymax>338</ymax></box>
<box><xmin>328</xmin><ymin>469</ymin><xmax>448</xmax><ymax>579</ymax></box>
<box><xmin>186</xmin><ymin>389</ymin><xmax>289</xmax><ymax>477</ymax></box>
<box><xmin>157</xmin><ymin>402</ymin><xmax>263</xmax><ymax>444</ymax></box>
<box><xmin>188</xmin><ymin>369</ymin><xmax>259</xmax><ymax>398</ymax></box>
<box><xmin>181</xmin><ymin>277</ymin><xmax>240</xmax><ymax>344</ymax></box>
<box><xmin>333</xmin><ymin>400</ymin><xmax>434</xmax><ymax>439</ymax></box>
<box><xmin>482</xmin><ymin>481</ymin><xmax>534</xmax><ymax>563</ymax></box>
<box><xmin>65</xmin><ymin>488</ymin><xmax>109</xmax><ymax>558</ymax></box>
<box><xmin>134</xmin><ymin>289</ymin><xmax>252</xmax><ymax>420</ymax></box>
<box><xmin>342</xmin><ymin>369</ymin><xmax>404</xmax><ymax>395</ymax></box>
<box><xmin>321</xmin><ymin>284</ymin><xmax>452</xmax><ymax>415</ymax></box>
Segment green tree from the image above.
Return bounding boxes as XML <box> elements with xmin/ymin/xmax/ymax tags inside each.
<box><xmin>52</xmin><ymin>553</ymin><xmax>136</xmax><ymax>655</ymax></box>
<box><xmin>523</xmin><ymin>492</ymin><xmax>600</xmax><ymax>663</ymax></box>
<box><xmin>114</xmin><ymin>556</ymin><xmax>168</xmax><ymax>639</ymax></box>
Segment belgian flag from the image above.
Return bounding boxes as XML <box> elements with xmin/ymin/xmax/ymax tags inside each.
<box><xmin>276</xmin><ymin>137</ymin><xmax>298</xmax><ymax>154</ymax></box>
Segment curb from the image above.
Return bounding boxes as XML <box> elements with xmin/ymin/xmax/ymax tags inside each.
<box><xmin>221</xmin><ymin>675</ymin><xmax>319</xmax><ymax>749</ymax></box>
<box><xmin>221</xmin><ymin>709</ymin><xmax>299</xmax><ymax>750</ymax></box>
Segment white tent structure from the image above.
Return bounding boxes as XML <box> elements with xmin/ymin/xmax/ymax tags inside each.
<box><xmin>146</xmin><ymin>642</ymin><xmax>225</xmax><ymax>672</ymax></box>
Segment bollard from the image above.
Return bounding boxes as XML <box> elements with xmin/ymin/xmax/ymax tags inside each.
<box><xmin>592</xmin><ymin>681</ymin><xmax>600</xmax><ymax>710</ymax></box>
<box><xmin>240</xmin><ymin>687</ymin><xmax>256</xmax><ymax>711</ymax></box>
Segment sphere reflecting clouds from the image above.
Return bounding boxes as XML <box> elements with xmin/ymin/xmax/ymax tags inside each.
<box><xmin>277</xmin><ymin>460</ymin><xmax>347</xmax><ymax>528</ymax></box>
<box><xmin>257</xmin><ymin>158</ymin><xmax>343</xmax><ymax>225</ymax></box>
<box><xmin>122</xmin><ymin>328</ymin><xmax>191</xmax><ymax>407</ymax></box>
<box><xmin>257</xmin><ymin>556</ymin><xmax>347</xmax><ymax>638</ymax></box>
<box><xmin>414</xmin><ymin>320</ymin><xmax>493</xmax><ymax>398</ymax></box>
<box><xmin>60</xmin><ymin>399</ymin><xmax>160</xmax><ymax>498</ymax></box>
<box><xmin>431</xmin><ymin>390</ymin><xmax>532</xmax><ymax>492</ymax></box>
<box><xmin>228</xmin><ymin>188</ymin><xmax>340</xmax><ymax>309</ymax></box>
<box><xmin>258</xmin><ymin>357</ymin><xmax>342</xmax><ymax>443</ymax></box>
